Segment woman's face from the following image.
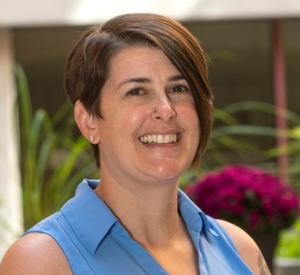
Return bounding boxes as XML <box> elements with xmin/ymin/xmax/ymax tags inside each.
<box><xmin>95</xmin><ymin>47</ymin><xmax>200</xmax><ymax>185</ymax></box>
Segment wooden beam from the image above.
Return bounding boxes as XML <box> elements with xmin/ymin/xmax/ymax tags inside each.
<box><xmin>272</xmin><ymin>19</ymin><xmax>290</xmax><ymax>184</ymax></box>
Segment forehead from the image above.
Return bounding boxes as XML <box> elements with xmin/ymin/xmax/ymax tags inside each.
<box><xmin>107</xmin><ymin>47</ymin><xmax>181</xmax><ymax>80</ymax></box>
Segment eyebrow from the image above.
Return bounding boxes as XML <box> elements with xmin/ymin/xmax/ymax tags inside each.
<box><xmin>117</xmin><ymin>77</ymin><xmax>150</xmax><ymax>90</ymax></box>
<box><xmin>116</xmin><ymin>74</ymin><xmax>185</xmax><ymax>90</ymax></box>
<box><xmin>168</xmin><ymin>75</ymin><xmax>185</xmax><ymax>82</ymax></box>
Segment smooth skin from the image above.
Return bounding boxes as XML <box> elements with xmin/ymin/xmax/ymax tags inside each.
<box><xmin>0</xmin><ymin>47</ymin><xmax>270</xmax><ymax>275</ymax></box>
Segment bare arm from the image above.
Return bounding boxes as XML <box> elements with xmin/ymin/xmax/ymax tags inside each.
<box><xmin>216</xmin><ymin>219</ymin><xmax>271</xmax><ymax>275</ymax></box>
<box><xmin>0</xmin><ymin>233</ymin><xmax>72</xmax><ymax>275</ymax></box>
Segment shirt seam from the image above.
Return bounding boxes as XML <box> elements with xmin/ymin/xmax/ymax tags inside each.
<box><xmin>57</xmin><ymin>214</ymin><xmax>96</xmax><ymax>275</ymax></box>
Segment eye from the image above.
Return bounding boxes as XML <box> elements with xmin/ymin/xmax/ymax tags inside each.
<box><xmin>126</xmin><ymin>88</ymin><xmax>145</xmax><ymax>96</ymax></box>
<box><xmin>169</xmin><ymin>85</ymin><xmax>189</xmax><ymax>93</ymax></box>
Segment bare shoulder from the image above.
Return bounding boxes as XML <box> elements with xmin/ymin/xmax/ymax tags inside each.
<box><xmin>0</xmin><ymin>233</ymin><xmax>72</xmax><ymax>275</ymax></box>
<box><xmin>216</xmin><ymin>219</ymin><xmax>271</xmax><ymax>275</ymax></box>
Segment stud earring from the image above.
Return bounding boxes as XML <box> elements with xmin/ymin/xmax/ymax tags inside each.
<box><xmin>153</xmin><ymin>110</ymin><xmax>156</xmax><ymax>113</ymax></box>
<box><xmin>90</xmin><ymin>136</ymin><xmax>94</xmax><ymax>142</ymax></box>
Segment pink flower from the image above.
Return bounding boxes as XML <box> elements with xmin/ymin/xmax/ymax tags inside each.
<box><xmin>185</xmin><ymin>165</ymin><xmax>300</xmax><ymax>233</ymax></box>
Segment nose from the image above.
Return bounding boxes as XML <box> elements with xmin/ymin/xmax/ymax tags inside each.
<box><xmin>152</xmin><ymin>95</ymin><xmax>176</xmax><ymax>121</ymax></box>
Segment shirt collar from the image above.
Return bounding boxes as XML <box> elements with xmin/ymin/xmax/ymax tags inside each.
<box><xmin>61</xmin><ymin>180</ymin><xmax>218</xmax><ymax>256</ymax></box>
<box><xmin>178</xmin><ymin>189</ymin><xmax>219</xmax><ymax>237</ymax></box>
<box><xmin>61</xmin><ymin>179</ymin><xmax>118</xmax><ymax>255</ymax></box>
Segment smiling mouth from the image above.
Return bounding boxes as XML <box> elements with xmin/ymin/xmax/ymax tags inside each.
<box><xmin>139</xmin><ymin>133</ymin><xmax>181</xmax><ymax>144</ymax></box>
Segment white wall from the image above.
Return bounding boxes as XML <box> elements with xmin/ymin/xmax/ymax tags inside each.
<box><xmin>0</xmin><ymin>29</ymin><xmax>23</xmax><ymax>260</ymax></box>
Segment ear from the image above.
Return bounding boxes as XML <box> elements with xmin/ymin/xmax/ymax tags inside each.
<box><xmin>74</xmin><ymin>100</ymin><xmax>100</xmax><ymax>144</ymax></box>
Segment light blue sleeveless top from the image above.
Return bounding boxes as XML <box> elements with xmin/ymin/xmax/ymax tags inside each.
<box><xmin>23</xmin><ymin>179</ymin><xmax>254</xmax><ymax>275</ymax></box>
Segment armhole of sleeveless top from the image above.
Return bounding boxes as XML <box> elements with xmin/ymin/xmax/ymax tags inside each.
<box><xmin>212</xmin><ymin>218</ymin><xmax>240</xmax><ymax>255</ymax></box>
<box><xmin>22</xmin><ymin>230</ymin><xmax>75</xmax><ymax>274</ymax></box>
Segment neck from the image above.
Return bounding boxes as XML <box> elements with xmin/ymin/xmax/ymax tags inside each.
<box><xmin>94</xmin><ymin>169</ymin><xmax>186</xmax><ymax>249</ymax></box>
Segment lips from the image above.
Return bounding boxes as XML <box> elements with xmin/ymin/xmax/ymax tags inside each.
<box><xmin>139</xmin><ymin>133</ymin><xmax>181</xmax><ymax>144</ymax></box>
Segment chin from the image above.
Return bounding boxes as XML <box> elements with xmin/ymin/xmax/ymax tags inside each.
<box><xmin>147</xmin><ymin>162</ymin><xmax>187</xmax><ymax>182</ymax></box>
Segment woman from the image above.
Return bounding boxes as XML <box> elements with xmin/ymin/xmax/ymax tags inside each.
<box><xmin>0</xmin><ymin>14</ymin><xmax>270</xmax><ymax>275</ymax></box>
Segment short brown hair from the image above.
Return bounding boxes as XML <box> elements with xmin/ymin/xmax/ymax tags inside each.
<box><xmin>65</xmin><ymin>13</ymin><xmax>213</xmax><ymax>169</ymax></box>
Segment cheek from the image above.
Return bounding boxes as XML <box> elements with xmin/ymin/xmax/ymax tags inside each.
<box><xmin>128</xmin><ymin>111</ymin><xmax>145</xmax><ymax>125</ymax></box>
<box><xmin>116</xmin><ymin>107</ymin><xmax>147</xmax><ymax>137</ymax></box>
<box><xmin>179</xmin><ymin>103</ymin><xmax>199</xmax><ymax>126</ymax></box>
<box><xmin>181</xmin><ymin>105</ymin><xmax>200</xmax><ymax>147</ymax></box>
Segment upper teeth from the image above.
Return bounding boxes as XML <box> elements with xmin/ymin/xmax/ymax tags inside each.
<box><xmin>139</xmin><ymin>134</ymin><xmax>178</xmax><ymax>144</ymax></box>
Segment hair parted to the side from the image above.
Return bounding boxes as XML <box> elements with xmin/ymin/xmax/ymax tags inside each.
<box><xmin>64</xmin><ymin>13</ymin><xmax>214</xmax><ymax>169</ymax></box>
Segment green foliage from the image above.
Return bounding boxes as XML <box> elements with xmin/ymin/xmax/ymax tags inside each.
<box><xmin>181</xmin><ymin>101</ymin><xmax>300</xmax><ymax>194</ymax></box>
<box><xmin>223</xmin><ymin>101</ymin><xmax>300</xmax><ymax>194</ymax></box>
<box><xmin>265</xmin><ymin>125</ymin><xmax>300</xmax><ymax>194</ymax></box>
<box><xmin>15</xmin><ymin>64</ymin><xmax>99</xmax><ymax>231</ymax></box>
<box><xmin>275</xmin><ymin>219</ymin><xmax>300</xmax><ymax>258</ymax></box>
<box><xmin>180</xmin><ymin>104</ymin><xmax>264</xmax><ymax>188</ymax></box>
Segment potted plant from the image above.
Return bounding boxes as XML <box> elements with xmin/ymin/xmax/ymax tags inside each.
<box><xmin>273</xmin><ymin>219</ymin><xmax>300</xmax><ymax>274</ymax></box>
<box><xmin>185</xmin><ymin>165</ymin><xmax>300</xmax><ymax>270</ymax></box>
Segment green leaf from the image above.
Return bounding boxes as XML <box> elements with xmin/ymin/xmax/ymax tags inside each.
<box><xmin>223</xmin><ymin>101</ymin><xmax>300</xmax><ymax>125</ymax></box>
<box><xmin>214</xmin><ymin>108</ymin><xmax>239</xmax><ymax>125</ymax></box>
<box><xmin>211</xmin><ymin>125</ymin><xmax>278</xmax><ymax>138</ymax></box>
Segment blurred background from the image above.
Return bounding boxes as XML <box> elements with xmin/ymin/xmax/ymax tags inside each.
<box><xmin>1</xmin><ymin>0</ymin><xmax>300</xmax><ymax>273</ymax></box>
